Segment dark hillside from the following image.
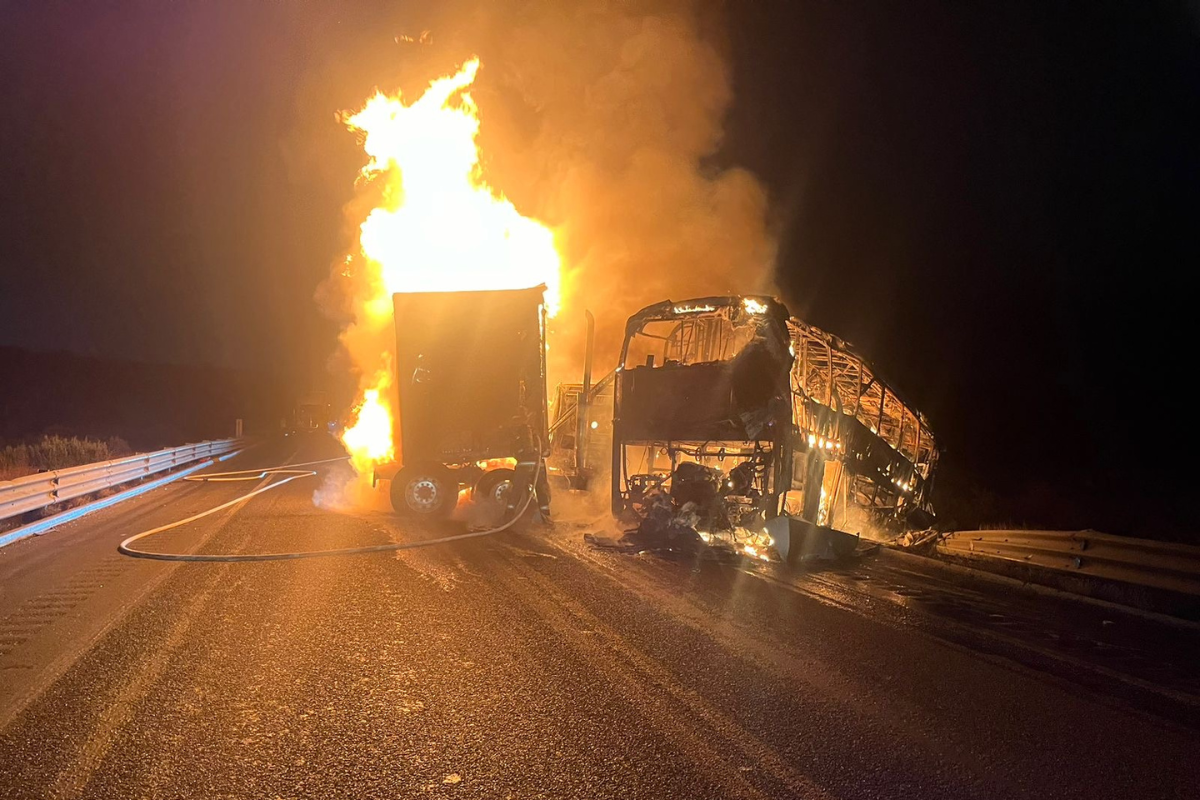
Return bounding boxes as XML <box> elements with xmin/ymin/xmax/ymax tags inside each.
<box><xmin>0</xmin><ymin>346</ymin><xmax>286</xmax><ymax>450</ymax></box>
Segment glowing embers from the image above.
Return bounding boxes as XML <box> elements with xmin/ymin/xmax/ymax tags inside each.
<box><xmin>739</xmin><ymin>532</ymin><xmax>775</xmax><ymax>562</ymax></box>
<box><xmin>742</xmin><ymin>297</ymin><xmax>769</xmax><ymax>315</ymax></box>
<box><xmin>476</xmin><ymin>457</ymin><xmax>518</xmax><ymax>471</ymax></box>
<box><xmin>695</xmin><ymin>528</ymin><xmax>775</xmax><ymax>561</ymax></box>
<box><xmin>805</xmin><ymin>433</ymin><xmax>844</xmax><ymax>452</ymax></box>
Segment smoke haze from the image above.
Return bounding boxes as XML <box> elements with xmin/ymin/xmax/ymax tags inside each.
<box><xmin>313</xmin><ymin>0</ymin><xmax>776</xmax><ymax>389</ymax></box>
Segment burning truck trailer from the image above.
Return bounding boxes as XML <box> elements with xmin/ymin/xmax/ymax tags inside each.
<box><xmin>609</xmin><ymin>295</ymin><xmax>938</xmax><ymax>563</ymax></box>
<box><xmin>373</xmin><ymin>285</ymin><xmax>550</xmax><ymax>519</ymax></box>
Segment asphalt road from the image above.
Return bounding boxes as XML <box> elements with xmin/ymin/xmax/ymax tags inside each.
<box><xmin>1</xmin><ymin>435</ymin><xmax>1197</xmax><ymax>799</ymax></box>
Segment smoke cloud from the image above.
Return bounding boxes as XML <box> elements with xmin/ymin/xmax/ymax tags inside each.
<box><xmin>311</xmin><ymin>0</ymin><xmax>775</xmax><ymax>392</ymax></box>
<box><xmin>472</xmin><ymin>1</ymin><xmax>778</xmax><ymax>378</ymax></box>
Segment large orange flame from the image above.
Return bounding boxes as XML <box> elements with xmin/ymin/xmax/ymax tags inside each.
<box><xmin>341</xmin><ymin>377</ymin><xmax>395</xmax><ymax>475</ymax></box>
<box><xmin>339</xmin><ymin>58</ymin><xmax>562</xmax><ymax>476</ymax></box>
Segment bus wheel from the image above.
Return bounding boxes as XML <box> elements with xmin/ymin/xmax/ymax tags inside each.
<box><xmin>475</xmin><ymin>468</ymin><xmax>516</xmax><ymax>509</ymax></box>
<box><xmin>392</xmin><ymin>464</ymin><xmax>457</xmax><ymax>519</ymax></box>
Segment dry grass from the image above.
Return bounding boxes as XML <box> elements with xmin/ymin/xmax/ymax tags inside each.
<box><xmin>0</xmin><ymin>435</ymin><xmax>132</xmax><ymax>481</ymax></box>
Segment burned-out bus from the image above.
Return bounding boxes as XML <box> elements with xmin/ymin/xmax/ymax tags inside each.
<box><xmin>610</xmin><ymin>295</ymin><xmax>937</xmax><ymax>560</ymax></box>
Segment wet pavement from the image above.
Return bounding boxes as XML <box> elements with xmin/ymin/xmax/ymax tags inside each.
<box><xmin>1</xmin><ymin>435</ymin><xmax>1197</xmax><ymax>799</ymax></box>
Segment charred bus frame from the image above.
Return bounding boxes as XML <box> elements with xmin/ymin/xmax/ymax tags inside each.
<box><xmin>610</xmin><ymin>296</ymin><xmax>938</xmax><ymax>555</ymax></box>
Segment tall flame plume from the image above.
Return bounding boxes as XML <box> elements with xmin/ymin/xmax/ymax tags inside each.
<box><xmin>338</xmin><ymin>58</ymin><xmax>563</xmax><ymax>477</ymax></box>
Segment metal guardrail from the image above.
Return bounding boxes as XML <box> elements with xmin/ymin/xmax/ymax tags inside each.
<box><xmin>938</xmin><ymin>529</ymin><xmax>1200</xmax><ymax>596</ymax></box>
<box><xmin>0</xmin><ymin>439</ymin><xmax>242</xmax><ymax>524</ymax></box>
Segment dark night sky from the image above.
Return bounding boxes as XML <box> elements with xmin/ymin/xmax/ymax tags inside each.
<box><xmin>726</xmin><ymin>2</ymin><xmax>1198</xmax><ymax>532</ymax></box>
<box><xmin>1</xmin><ymin>2</ymin><xmax>1197</xmax><ymax>533</ymax></box>
<box><xmin>0</xmin><ymin>3</ymin><xmax>352</xmax><ymax>375</ymax></box>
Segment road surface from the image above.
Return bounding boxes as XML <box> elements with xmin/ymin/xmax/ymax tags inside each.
<box><xmin>1</xmin><ymin>435</ymin><xmax>1197</xmax><ymax>799</ymax></box>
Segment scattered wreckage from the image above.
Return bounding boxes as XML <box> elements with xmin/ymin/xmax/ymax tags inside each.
<box><xmin>589</xmin><ymin>295</ymin><xmax>938</xmax><ymax>564</ymax></box>
<box><xmin>372</xmin><ymin>285</ymin><xmax>938</xmax><ymax>567</ymax></box>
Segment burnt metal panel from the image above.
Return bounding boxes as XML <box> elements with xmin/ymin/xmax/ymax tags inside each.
<box><xmin>393</xmin><ymin>286</ymin><xmax>547</xmax><ymax>465</ymax></box>
<box><xmin>617</xmin><ymin>363</ymin><xmax>741</xmax><ymax>442</ymax></box>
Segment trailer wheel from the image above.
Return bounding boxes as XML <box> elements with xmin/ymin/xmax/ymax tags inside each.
<box><xmin>392</xmin><ymin>464</ymin><xmax>458</xmax><ymax>518</ymax></box>
<box><xmin>475</xmin><ymin>468</ymin><xmax>516</xmax><ymax>508</ymax></box>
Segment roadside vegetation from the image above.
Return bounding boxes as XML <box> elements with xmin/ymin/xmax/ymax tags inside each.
<box><xmin>0</xmin><ymin>435</ymin><xmax>132</xmax><ymax>481</ymax></box>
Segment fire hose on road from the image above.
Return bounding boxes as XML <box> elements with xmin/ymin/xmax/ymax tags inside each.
<box><xmin>117</xmin><ymin>454</ymin><xmax>541</xmax><ymax>563</ymax></box>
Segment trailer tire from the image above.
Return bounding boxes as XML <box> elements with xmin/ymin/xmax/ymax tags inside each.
<box><xmin>475</xmin><ymin>468</ymin><xmax>516</xmax><ymax>508</ymax></box>
<box><xmin>392</xmin><ymin>464</ymin><xmax>458</xmax><ymax>519</ymax></box>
